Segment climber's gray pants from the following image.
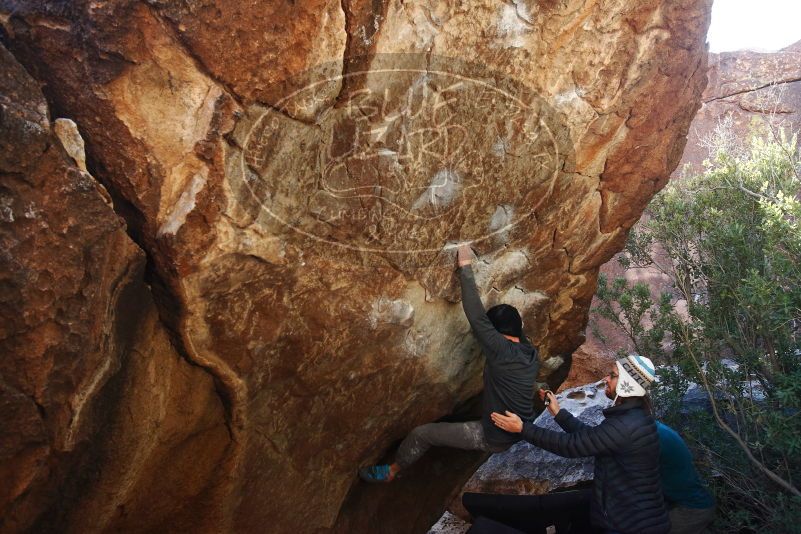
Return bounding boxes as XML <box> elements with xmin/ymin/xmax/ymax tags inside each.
<box><xmin>395</xmin><ymin>420</ymin><xmax>511</xmax><ymax>469</ymax></box>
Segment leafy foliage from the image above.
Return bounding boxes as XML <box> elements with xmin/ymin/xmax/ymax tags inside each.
<box><xmin>592</xmin><ymin>132</ymin><xmax>801</xmax><ymax>532</ymax></box>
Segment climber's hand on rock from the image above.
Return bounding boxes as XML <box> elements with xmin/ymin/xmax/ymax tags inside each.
<box><xmin>491</xmin><ymin>411</ymin><xmax>523</xmax><ymax>433</ymax></box>
<box><xmin>457</xmin><ymin>243</ymin><xmax>473</xmax><ymax>267</ymax></box>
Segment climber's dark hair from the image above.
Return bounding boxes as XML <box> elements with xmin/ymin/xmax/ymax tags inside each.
<box><xmin>486</xmin><ymin>304</ymin><xmax>522</xmax><ymax>338</ymax></box>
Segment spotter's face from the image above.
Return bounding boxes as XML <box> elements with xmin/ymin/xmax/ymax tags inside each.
<box><xmin>604</xmin><ymin>364</ymin><xmax>619</xmax><ymax>400</ymax></box>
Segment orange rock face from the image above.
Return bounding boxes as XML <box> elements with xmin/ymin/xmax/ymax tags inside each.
<box><xmin>0</xmin><ymin>1</ymin><xmax>711</xmax><ymax>532</ymax></box>
<box><xmin>0</xmin><ymin>44</ymin><xmax>230</xmax><ymax>533</ymax></box>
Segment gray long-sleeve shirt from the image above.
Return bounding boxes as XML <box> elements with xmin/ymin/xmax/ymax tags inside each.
<box><xmin>459</xmin><ymin>265</ymin><xmax>539</xmax><ymax>446</ymax></box>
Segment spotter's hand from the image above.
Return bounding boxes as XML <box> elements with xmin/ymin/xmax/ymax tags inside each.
<box><xmin>538</xmin><ymin>389</ymin><xmax>560</xmax><ymax>416</ymax></box>
<box><xmin>491</xmin><ymin>411</ymin><xmax>523</xmax><ymax>433</ymax></box>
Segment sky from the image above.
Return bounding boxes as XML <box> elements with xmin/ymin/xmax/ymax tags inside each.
<box><xmin>707</xmin><ymin>0</ymin><xmax>801</xmax><ymax>53</ymax></box>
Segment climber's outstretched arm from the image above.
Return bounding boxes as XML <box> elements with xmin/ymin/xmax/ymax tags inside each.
<box><xmin>457</xmin><ymin>244</ymin><xmax>509</xmax><ymax>355</ymax></box>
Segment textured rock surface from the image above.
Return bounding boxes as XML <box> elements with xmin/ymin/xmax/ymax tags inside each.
<box><xmin>586</xmin><ymin>40</ymin><xmax>801</xmax><ymax>359</ymax></box>
<box><xmin>428</xmin><ymin>511</ymin><xmax>471</xmax><ymax>534</ymax></box>
<box><xmin>0</xmin><ymin>43</ymin><xmax>230</xmax><ymax>533</ymax></box>
<box><xmin>0</xmin><ymin>0</ymin><xmax>711</xmax><ymax>532</ymax></box>
<box><xmin>558</xmin><ymin>344</ymin><xmax>614</xmax><ymax>392</ymax></box>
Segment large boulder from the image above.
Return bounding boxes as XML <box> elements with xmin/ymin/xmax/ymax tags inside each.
<box><xmin>0</xmin><ymin>0</ymin><xmax>711</xmax><ymax>532</ymax></box>
<box><xmin>0</xmin><ymin>43</ymin><xmax>230</xmax><ymax>533</ymax></box>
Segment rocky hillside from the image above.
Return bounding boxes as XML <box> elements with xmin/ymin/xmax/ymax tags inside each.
<box><xmin>679</xmin><ymin>41</ymin><xmax>801</xmax><ymax>175</ymax></box>
<box><xmin>0</xmin><ymin>1</ymin><xmax>711</xmax><ymax>532</ymax></box>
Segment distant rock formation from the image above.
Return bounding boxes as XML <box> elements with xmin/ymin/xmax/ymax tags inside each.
<box><xmin>0</xmin><ymin>1</ymin><xmax>711</xmax><ymax>532</ymax></box>
<box><xmin>678</xmin><ymin>41</ymin><xmax>801</xmax><ymax>176</ymax></box>
<box><xmin>586</xmin><ymin>40</ymin><xmax>801</xmax><ymax>362</ymax></box>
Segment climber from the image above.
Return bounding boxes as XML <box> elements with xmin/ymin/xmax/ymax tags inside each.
<box><xmin>358</xmin><ymin>243</ymin><xmax>540</xmax><ymax>483</ymax></box>
<box><xmin>491</xmin><ymin>355</ymin><xmax>671</xmax><ymax>534</ymax></box>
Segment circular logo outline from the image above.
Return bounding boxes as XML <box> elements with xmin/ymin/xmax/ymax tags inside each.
<box><xmin>238</xmin><ymin>59</ymin><xmax>565</xmax><ymax>255</ymax></box>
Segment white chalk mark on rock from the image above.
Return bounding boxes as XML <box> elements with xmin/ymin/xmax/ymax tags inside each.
<box><xmin>370</xmin><ymin>297</ymin><xmax>415</xmax><ymax>328</ymax></box>
<box><xmin>158</xmin><ymin>169</ymin><xmax>208</xmax><ymax>237</ymax></box>
<box><xmin>64</xmin><ymin>354</ymin><xmax>113</xmax><ymax>450</ymax></box>
<box><xmin>496</xmin><ymin>2</ymin><xmax>533</xmax><ymax>49</ymax></box>
<box><xmin>54</xmin><ymin>118</ymin><xmax>88</xmax><ymax>172</ymax></box>
<box><xmin>411</xmin><ymin>169</ymin><xmax>461</xmax><ymax>211</ymax></box>
<box><xmin>492</xmin><ymin>137</ymin><xmax>510</xmax><ymax>158</ymax></box>
<box><xmin>0</xmin><ymin>195</ymin><xmax>14</xmax><ymax>222</ymax></box>
<box><xmin>489</xmin><ymin>204</ymin><xmax>514</xmax><ymax>235</ymax></box>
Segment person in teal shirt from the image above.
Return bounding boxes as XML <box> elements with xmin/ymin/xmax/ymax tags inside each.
<box><xmin>656</xmin><ymin>422</ymin><xmax>715</xmax><ymax>533</ymax></box>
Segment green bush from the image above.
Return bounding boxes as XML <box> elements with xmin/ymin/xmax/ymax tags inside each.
<box><xmin>592</xmin><ymin>132</ymin><xmax>801</xmax><ymax>533</ymax></box>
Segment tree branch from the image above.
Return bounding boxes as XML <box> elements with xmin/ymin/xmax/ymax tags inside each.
<box><xmin>678</xmin><ymin>320</ymin><xmax>801</xmax><ymax>498</ymax></box>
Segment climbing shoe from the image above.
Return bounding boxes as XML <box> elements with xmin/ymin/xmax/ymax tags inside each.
<box><xmin>358</xmin><ymin>464</ymin><xmax>393</xmax><ymax>483</ymax></box>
